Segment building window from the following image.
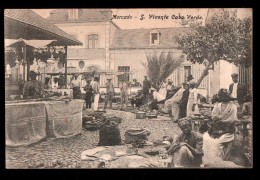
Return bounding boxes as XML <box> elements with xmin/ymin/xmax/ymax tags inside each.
<box><xmin>150</xmin><ymin>30</ymin><xmax>160</xmax><ymax>45</ymax></box>
<box><xmin>118</xmin><ymin>66</ymin><xmax>130</xmax><ymax>84</ymax></box>
<box><xmin>87</xmin><ymin>34</ymin><xmax>99</xmax><ymax>48</ymax></box>
<box><xmin>68</xmin><ymin>9</ymin><xmax>79</xmax><ymax>20</ymax></box>
<box><xmin>184</xmin><ymin>66</ymin><xmax>191</xmax><ymax>80</ymax></box>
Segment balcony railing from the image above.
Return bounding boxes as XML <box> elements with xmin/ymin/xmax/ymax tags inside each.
<box><xmin>67</xmin><ymin>48</ymin><xmax>106</xmax><ymax>59</ymax></box>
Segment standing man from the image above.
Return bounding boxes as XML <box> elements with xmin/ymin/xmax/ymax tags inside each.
<box><xmin>142</xmin><ymin>75</ymin><xmax>151</xmax><ymax>103</ymax></box>
<box><xmin>119</xmin><ymin>80</ymin><xmax>129</xmax><ymax>111</ymax></box>
<box><xmin>103</xmin><ymin>77</ymin><xmax>115</xmax><ymax>110</ymax></box>
<box><xmin>229</xmin><ymin>73</ymin><xmax>247</xmax><ymax>110</ymax></box>
<box><xmin>93</xmin><ymin>76</ymin><xmax>100</xmax><ymax>111</ymax></box>
<box><xmin>70</xmin><ymin>74</ymin><xmax>81</xmax><ymax>99</ymax></box>
<box><xmin>84</xmin><ymin>78</ymin><xmax>93</xmax><ymax>109</ymax></box>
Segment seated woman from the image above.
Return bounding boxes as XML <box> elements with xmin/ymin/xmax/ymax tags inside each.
<box><xmin>162</xmin><ymin>84</ymin><xmax>186</xmax><ymax>122</ymax></box>
<box><xmin>131</xmin><ymin>90</ymin><xmax>144</xmax><ymax>108</ymax></box>
<box><xmin>167</xmin><ymin>118</ymin><xmax>204</xmax><ymax>167</ymax></box>
<box><xmin>208</xmin><ymin>88</ymin><xmax>237</xmax><ymax>161</ymax></box>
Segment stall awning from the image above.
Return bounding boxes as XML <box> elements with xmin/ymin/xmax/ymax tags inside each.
<box><xmin>6</xmin><ymin>38</ymin><xmax>56</xmax><ymax>48</ymax></box>
<box><xmin>4</xmin><ymin>9</ymin><xmax>82</xmax><ymax>46</ymax></box>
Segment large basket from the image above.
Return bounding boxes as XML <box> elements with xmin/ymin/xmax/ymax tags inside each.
<box><xmin>136</xmin><ymin>111</ymin><xmax>146</xmax><ymax>119</ymax></box>
<box><xmin>124</xmin><ymin>128</ymin><xmax>151</xmax><ymax>144</ymax></box>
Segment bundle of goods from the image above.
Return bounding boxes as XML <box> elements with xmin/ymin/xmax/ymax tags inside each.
<box><xmin>44</xmin><ymin>91</ymin><xmax>62</xmax><ymax>98</ymax></box>
<box><xmin>136</xmin><ymin>111</ymin><xmax>146</xmax><ymax>119</ymax></box>
<box><xmin>199</xmin><ymin>107</ymin><xmax>213</xmax><ymax>118</ymax></box>
<box><xmin>85</xmin><ymin>119</ymin><xmax>104</xmax><ymax>131</ymax></box>
<box><xmin>189</xmin><ymin>113</ymin><xmax>210</xmax><ymax>121</ymax></box>
<box><xmin>98</xmin><ymin>120</ymin><xmax>121</xmax><ymax>146</ymax></box>
<box><xmin>105</xmin><ymin>116</ymin><xmax>122</xmax><ymax>124</ymax></box>
<box><xmin>124</xmin><ymin>128</ymin><xmax>151</xmax><ymax>144</ymax></box>
<box><xmin>146</xmin><ymin>110</ymin><xmax>158</xmax><ymax>119</ymax></box>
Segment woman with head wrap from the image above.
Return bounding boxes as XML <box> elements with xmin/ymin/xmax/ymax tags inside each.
<box><xmin>167</xmin><ymin>118</ymin><xmax>204</xmax><ymax>167</ymax></box>
<box><xmin>208</xmin><ymin>88</ymin><xmax>237</xmax><ymax>161</ymax></box>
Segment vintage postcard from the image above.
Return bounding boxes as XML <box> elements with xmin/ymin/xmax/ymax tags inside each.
<box><xmin>5</xmin><ymin>8</ymin><xmax>252</xmax><ymax>169</ymax></box>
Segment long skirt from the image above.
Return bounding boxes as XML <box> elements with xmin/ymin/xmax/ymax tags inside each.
<box><xmin>73</xmin><ymin>87</ymin><xmax>81</xmax><ymax>99</ymax></box>
<box><xmin>93</xmin><ymin>94</ymin><xmax>100</xmax><ymax>111</ymax></box>
<box><xmin>186</xmin><ymin>99</ymin><xmax>199</xmax><ymax>116</ymax></box>
<box><xmin>171</xmin><ymin>103</ymin><xmax>180</xmax><ymax>121</ymax></box>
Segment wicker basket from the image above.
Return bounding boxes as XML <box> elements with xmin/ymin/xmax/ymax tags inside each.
<box><xmin>136</xmin><ymin>111</ymin><xmax>146</xmax><ymax>119</ymax></box>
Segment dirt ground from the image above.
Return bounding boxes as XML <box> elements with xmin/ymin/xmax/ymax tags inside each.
<box><xmin>6</xmin><ymin>108</ymin><xmax>180</xmax><ymax>169</ymax></box>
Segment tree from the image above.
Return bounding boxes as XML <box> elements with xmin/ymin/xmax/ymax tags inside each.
<box><xmin>143</xmin><ymin>51</ymin><xmax>184</xmax><ymax>91</ymax></box>
<box><xmin>176</xmin><ymin>11</ymin><xmax>252</xmax><ymax>88</ymax></box>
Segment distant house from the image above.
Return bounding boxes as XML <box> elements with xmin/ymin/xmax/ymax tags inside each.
<box><xmin>46</xmin><ymin>9</ymin><xmax>242</xmax><ymax>97</ymax></box>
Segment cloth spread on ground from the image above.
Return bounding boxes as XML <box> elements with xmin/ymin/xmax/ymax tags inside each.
<box><xmin>81</xmin><ymin>145</ymin><xmax>166</xmax><ymax>168</ymax></box>
<box><xmin>5</xmin><ymin>101</ymin><xmax>47</xmax><ymax>147</ymax></box>
<box><xmin>45</xmin><ymin>100</ymin><xmax>84</xmax><ymax>138</ymax></box>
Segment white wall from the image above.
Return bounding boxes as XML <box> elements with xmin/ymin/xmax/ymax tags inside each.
<box><xmin>55</xmin><ymin>22</ymin><xmax>107</xmax><ymax>49</ymax></box>
<box><xmin>219</xmin><ymin>60</ymin><xmax>238</xmax><ymax>89</ymax></box>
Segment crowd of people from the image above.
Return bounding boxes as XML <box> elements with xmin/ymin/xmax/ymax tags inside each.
<box><xmin>21</xmin><ymin>70</ymin><xmax>252</xmax><ymax>167</ymax></box>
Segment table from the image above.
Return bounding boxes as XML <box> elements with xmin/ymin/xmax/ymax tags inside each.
<box><xmin>5</xmin><ymin>99</ymin><xmax>84</xmax><ymax>147</ymax></box>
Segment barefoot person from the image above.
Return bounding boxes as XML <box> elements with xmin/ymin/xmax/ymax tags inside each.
<box><xmin>168</xmin><ymin>118</ymin><xmax>204</xmax><ymax>167</ymax></box>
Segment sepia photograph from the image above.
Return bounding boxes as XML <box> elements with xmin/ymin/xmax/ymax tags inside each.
<box><xmin>4</xmin><ymin>8</ymin><xmax>252</xmax><ymax>169</ymax></box>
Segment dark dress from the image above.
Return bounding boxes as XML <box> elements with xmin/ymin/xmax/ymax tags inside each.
<box><xmin>84</xmin><ymin>84</ymin><xmax>93</xmax><ymax>108</ymax></box>
<box><xmin>179</xmin><ymin>89</ymin><xmax>190</xmax><ymax>118</ymax></box>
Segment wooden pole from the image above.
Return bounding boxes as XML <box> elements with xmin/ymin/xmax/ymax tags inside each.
<box><xmin>64</xmin><ymin>45</ymin><xmax>68</xmax><ymax>89</ymax></box>
<box><xmin>23</xmin><ymin>44</ymin><xmax>27</xmax><ymax>81</ymax></box>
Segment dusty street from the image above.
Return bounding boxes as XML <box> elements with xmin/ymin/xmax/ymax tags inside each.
<box><xmin>6</xmin><ymin>109</ymin><xmax>180</xmax><ymax>169</ymax></box>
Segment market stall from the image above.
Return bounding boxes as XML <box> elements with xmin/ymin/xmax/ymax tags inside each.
<box><xmin>5</xmin><ymin>99</ymin><xmax>84</xmax><ymax>147</ymax></box>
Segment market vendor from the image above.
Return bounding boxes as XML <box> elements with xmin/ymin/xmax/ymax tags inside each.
<box><xmin>207</xmin><ymin>88</ymin><xmax>237</xmax><ymax>161</ymax></box>
<box><xmin>22</xmin><ymin>70</ymin><xmax>44</xmax><ymax>99</ymax></box>
<box><xmin>70</xmin><ymin>74</ymin><xmax>81</xmax><ymax>99</ymax></box>
<box><xmin>131</xmin><ymin>90</ymin><xmax>144</xmax><ymax>108</ymax></box>
<box><xmin>168</xmin><ymin>118</ymin><xmax>204</xmax><ymax>167</ymax></box>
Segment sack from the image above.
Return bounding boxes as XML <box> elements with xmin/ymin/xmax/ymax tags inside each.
<box><xmin>124</xmin><ymin>128</ymin><xmax>151</xmax><ymax>144</ymax></box>
<box><xmin>98</xmin><ymin>121</ymin><xmax>121</xmax><ymax>146</ymax></box>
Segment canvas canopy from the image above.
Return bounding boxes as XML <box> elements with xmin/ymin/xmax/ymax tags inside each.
<box><xmin>6</xmin><ymin>38</ymin><xmax>56</xmax><ymax>48</ymax></box>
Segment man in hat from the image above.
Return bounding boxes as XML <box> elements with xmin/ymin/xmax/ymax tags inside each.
<box><xmin>168</xmin><ymin>118</ymin><xmax>204</xmax><ymax>167</ymax></box>
<box><xmin>229</xmin><ymin>73</ymin><xmax>247</xmax><ymax>109</ymax></box>
<box><xmin>186</xmin><ymin>75</ymin><xmax>196</xmax><ymax>85</ymax></box>
<box><xmin>103</xmin><ymin>77</ymin><xmax>115</xmax><ymax>110</ymax></box>
<box><xmin>84</xmin><ymin>78</ymin><xmax>93</xmax><ymax>109</ymax></box>
<box><xmin>142</xmin><ymin>75</ymin><xmax>151</xmax><ymax>103</ymax></box>
<box><xmin>22</xmin><ymin>70</ymin><xmax>44</xmax><ymax>99</ymax></box>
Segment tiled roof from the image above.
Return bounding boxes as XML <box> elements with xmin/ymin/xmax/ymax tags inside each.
<box><xmin>4</xmin><ymin>9</ymin><xmax>82</xmax><ymax>46</ymax></box>
<box><xmin>46</xmin><ymin>9</ymin><xmax>112</xmax><ymax>23</ymax></box>
<box><xmin>110</xmin><ymin>27</ymin><xmax>194</xmax><ymax>49</ymax></box>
